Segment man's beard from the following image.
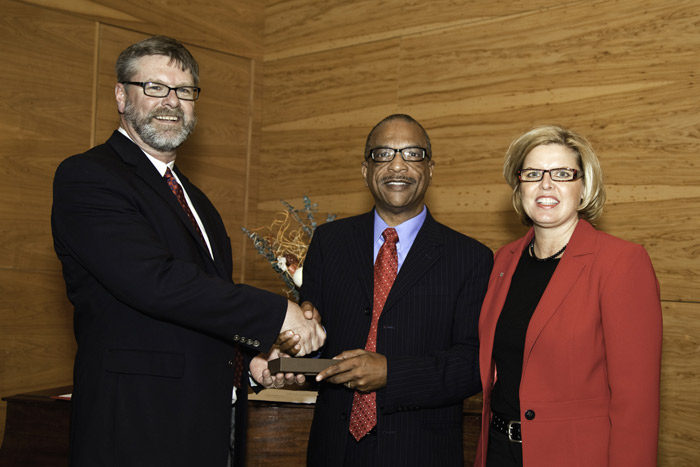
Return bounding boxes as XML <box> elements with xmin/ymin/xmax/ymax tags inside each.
<box><xmin>124</xmin><ymin>98</ymin><xmax>197</xmax><ymax>152</ymax></box>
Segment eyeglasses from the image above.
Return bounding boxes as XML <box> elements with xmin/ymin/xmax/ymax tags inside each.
<box><xmin>518</xmin><ymin>167</ymin><xmax>583</xmax><ymax>182</ymax></box>
<box><xmin>122</xmin><ymin>81</ymin><xmax>201</xmax><ymax>101</ymax></box>
<box><xmin>366</xmin><ymin>147</ymin><xmax>430</xmax><ymax>163</ymax></box>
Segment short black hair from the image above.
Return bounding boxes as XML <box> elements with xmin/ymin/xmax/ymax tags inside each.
<box><xmin>364</xmin><ymin>114</ymin><xmax>431</xmax><ymax>157</ymax></box>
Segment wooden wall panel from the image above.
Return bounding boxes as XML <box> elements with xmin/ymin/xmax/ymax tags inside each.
<box><xmin>261</xmin><ymin>0</ymin><xmax>700</xmax><ymax>464</ymax></box>
<box><xmin>0</xmin><ymin>0</ymin><xmax>94</xmax><ymax>443</ymax></box>
<box><xmin>0</xmin><ymin>270</ymin><xmax>76</xmax><ymax>433</ymax></box>
<box><xmin>0</xmin><ymin>1</ymin><xmax>94</xmax><ymax>272</ymax></box>
<box><xmin>16</xmin><ymin>0</ymin><xmax>265</xmax><ymax>59</ymax></box>
<box><xmin>264</xmin><ymin>0</ymin><xmax>561</xmax><ymax>60</ymax></box>
<box><xmin>660</xmin><ymin>301</ymin><xmax>700</xmax><ymax>466</ymax></box>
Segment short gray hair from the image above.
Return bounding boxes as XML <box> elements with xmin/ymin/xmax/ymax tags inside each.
<box><xmin>115</xmin><ymin>35</ymin><xmax>199</xmax><ymax>85</ymax></box>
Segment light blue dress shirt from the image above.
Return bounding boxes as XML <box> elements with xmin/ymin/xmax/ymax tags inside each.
<box><xmin>372</xmin><ymin>206</ymin><xmax>427</xmax><ymax>271</ymax></box>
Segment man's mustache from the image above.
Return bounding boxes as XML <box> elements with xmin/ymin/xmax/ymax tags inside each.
<box><xmin>380</xmin><ymin>176</ymin><xmax>416</xmax><ymax>184</ymax></box>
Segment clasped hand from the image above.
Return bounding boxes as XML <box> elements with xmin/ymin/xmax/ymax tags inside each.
<box><xmin>250</xmin><ymin>301</ymin><xmax>324</xmax><ymax>389</ymax></box>
<box><xmin>279</xmin><ymin>300</ymin><xmax>325</xmax><ymax>357</ymax></box>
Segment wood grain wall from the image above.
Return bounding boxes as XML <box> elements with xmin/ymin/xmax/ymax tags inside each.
<box><xmin>0</xmin><ymin>0</ymin><xmax>265</xmax><ymax>445</ymax></box>
<box><xmin>1</xmin><ymin>0</ymin><xmax>699</xmax><ymax>465</ymax></box>
<box><xmin>260</xmin><ymin>1</ymin><xmax>700</xmax><ymax>465</ymax></box>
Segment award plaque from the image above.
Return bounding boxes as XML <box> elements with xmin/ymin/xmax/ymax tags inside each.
<box><xmin>267</xmin><ymin>357</ymin><xmax>335</xmax><ymax>375</ymax></box>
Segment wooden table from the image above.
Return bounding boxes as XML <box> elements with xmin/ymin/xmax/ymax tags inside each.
<box><xmin>0</xmin><ymin>387</ymin><xmax>481</xmax><ymax>466</ymax></box>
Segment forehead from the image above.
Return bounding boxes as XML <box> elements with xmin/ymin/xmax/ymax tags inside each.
<box><xmin>370</xmin><ymin>120</ymin><xmax>426</xmax><ymax>147</ymax></box>
<box><xmin>131</xmin><ymin>55</ymin><xmax>194</xmax><ymax>84</ymax></box>
<box><xmin>524</xmin><ymin>144</ymin><xmax>579</xmax><ymax>168</ymax></box>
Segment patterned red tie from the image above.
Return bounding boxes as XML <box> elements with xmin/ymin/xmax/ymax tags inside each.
<box><xmin>233</xmin><ymin>345</ymin><xmax>244</xmax><ymax>388</ymax></box>
<box><xmin>164</xmin><ymin>168</ymin><xmax>206</xmax><ymax>245</ymax></box>
<box><xmin>164</xmin><ymin>168</ymin><xmax>245</xmax><ymax>386</ymax></box>
<box><xmin>348</xmin><ymin>227</ymin><xmax>399</xmax><ymax>441</ymax></box>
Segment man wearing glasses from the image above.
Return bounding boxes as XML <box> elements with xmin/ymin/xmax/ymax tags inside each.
<box><xmin>51</xmin><ymin>35</ymin><xmax>324</xmax><ymax>467</ymax></box>
<box><xmin>300</xmin><ymin>114</ymin><xmax>493</xmax><ymax>466</ymax></box>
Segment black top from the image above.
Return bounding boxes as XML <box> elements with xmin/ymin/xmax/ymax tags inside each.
<box><xmin>490</xmin><ymin>246</ymin><xmax>560</xmax><ymax>419</ymax></box>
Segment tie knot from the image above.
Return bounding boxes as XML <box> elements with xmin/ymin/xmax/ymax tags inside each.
<box><xmin>164</xmin><ymin>167</ymin><xmax>174</xmax><ymax>179</ymax></box>
<box><xmin>382</xmin><ymin>227</ymin><xmax>398</xmax><ymax>245</ymax></box>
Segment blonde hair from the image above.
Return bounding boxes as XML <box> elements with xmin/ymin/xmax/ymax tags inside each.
<box><xmin>503</xmin><ymin>125</ymin><xmax>606</xmax><ymax>226</ymax></box>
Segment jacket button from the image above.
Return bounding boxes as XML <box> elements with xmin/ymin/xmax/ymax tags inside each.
<box><xmin>524</xmin><ymin>409</ymin><xmax>535</xmax><ymax>420</ymax></box>
<box><xmin>227</xmin><ymin>360</ymin><xmax>234</xmax><ymax>367</ymax></box>
<box><xmin>364</xmin><ymin>308</ymin><xmax>371</xmax><ymax>316</ymax></box>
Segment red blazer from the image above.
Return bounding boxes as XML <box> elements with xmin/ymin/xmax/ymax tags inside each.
<box><xmin>475</xmin><ymin>220</ymin><xmax>662</xmax><ymax>467</ymax></box>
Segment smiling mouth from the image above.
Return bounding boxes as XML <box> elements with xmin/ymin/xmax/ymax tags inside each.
<box><xmin>154</xmin><ymin>115</ymin><xmax>180</xmax><ymax>122</ymax></box>
<box><xmin>381</xmin><ymin>177</ymin><xmax>415</xmax><ymax>186</ymax></box>
<box><xmin>536</xmin><ymin>197</ymin><xmax>559</xmax><ymax>206</ymax></box>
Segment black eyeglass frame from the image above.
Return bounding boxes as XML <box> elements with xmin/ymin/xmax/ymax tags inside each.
<box><xmin>365</xmin><ymin>146</ymin><xmax>431</xmax><ymax>163</ymax></box>
<box><xmin>518</xmin><ymin>167</ymin><xmax>583</xmax><ymax>182</ymax></box>
<box><xmin>122</xmin><ymin>81</ymin><xmax>201</xmax><ymax>101</ymax></box>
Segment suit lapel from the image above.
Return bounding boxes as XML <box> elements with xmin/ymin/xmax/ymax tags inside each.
<box><xmin>522</xmin><ymin>220</ymin><xmax>596</xmax><ymax>370</ymax></box>
<box><xmin>382</xmin><ymin>212</ymin><xmax>443</xmax><ymax>313</ymax></box>
<box><xmin>107</xmin><ymin>132</ymin><xmax>216</xmax><ymax>267</ymax></box>
<box><xmin>484</xmin><ymin>234</ymin><xmax>531</xmax><ymax>336</ymax></box>
<box><xmin>346</xmin><ymin>212</ymin><xmax>375</xmax><ymax>305</ymax></box>
<box><xmin>175</xmin><ymin>168</ymin><xmax>229</xmax><ymax>278</ymax></box>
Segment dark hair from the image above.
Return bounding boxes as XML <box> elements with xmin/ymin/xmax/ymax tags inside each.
<box><xmin>115</xmin><ymin>35</ymin><xmax>199</xmax><ymax>85</ymax></box>
<box><xmin>365</xmin><ymin>114</ymin><xmax>432</xmax><ymax>157</ymax></box>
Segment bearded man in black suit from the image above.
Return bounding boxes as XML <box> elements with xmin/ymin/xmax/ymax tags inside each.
<box><xmin>51</xmin><ymin>35</ymin><xmax>324</xmax><ymax>467</ymax></box>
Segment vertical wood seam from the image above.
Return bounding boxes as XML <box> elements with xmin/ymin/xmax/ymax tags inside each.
<box><xmin>239</xmin><ymin>58</ymin><xmax>256</xmax><ymax>282</ymax></box>
<box><xmin>89</xmin><ymin>22</ymin><xmax>100</xmax><ymax>148</ymax></box>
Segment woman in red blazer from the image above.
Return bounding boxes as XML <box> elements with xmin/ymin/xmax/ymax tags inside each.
<box><xmin>475</xmin><ymin>125</ymin><xmax>662</xmax><ymax>467</ymax></box>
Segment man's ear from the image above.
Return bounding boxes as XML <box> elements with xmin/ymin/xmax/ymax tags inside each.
<box><xmin>361</xmin><ymin>161</ymin><xmax>369</xmax><ymax>187</ymax></box>
<box><xmin>115</xmin><ymin>83</ymin><xmax>127</xmax><ymax>114</ymax></box>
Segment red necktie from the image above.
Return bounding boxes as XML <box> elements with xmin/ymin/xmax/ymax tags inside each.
<box><xmin>233</xmin><ymin>345</ymin><xmax>244</xmax><ymax>388</ymax></box>
<box><xmin>348</xmin><ymin>227</ymin><xmax>399</xmax><ymax>441</ymax></box>
<box><xmin>164</xmin><ymin>168</ymin><xmax>206</xmax><ymax>245</ymax></box>
<box><xmin>165</xmin><ymin>168</ymin><xmax>245</xmax><ymax>386</ymax></box>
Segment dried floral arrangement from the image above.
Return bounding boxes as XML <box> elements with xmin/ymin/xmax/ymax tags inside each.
<box><xmin>242</xmin><ymin>196</ymin><xmax>335</xmax><ymax>301</ymax></box>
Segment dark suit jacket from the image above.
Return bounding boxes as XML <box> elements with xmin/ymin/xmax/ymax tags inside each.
<box><xmin>51</xmin><ymin>131</ymin><xmax>287</xmax><ymax>467</ymax></box>
<box><xmin>301</xmin><ymin>210</ymin><xmax>493</xmax><ymax>466</ymax></box>
<box><xmin>475</xmin><ymin>220</ymin><xmax>662</xmax><ymax>467</ymax></box>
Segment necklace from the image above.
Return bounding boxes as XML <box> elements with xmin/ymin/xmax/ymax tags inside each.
<box><xmin>529</xmin><ymin>237</ymin><xmax>567</xmax><ymax>262</ymax></box>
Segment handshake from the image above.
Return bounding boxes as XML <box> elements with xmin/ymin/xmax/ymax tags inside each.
<box><xmin>250</xmin><ymin>300</ymin><xmax>326</xmax><ymax>389</ymax></box>
<box><xmin>278</xmin><ymin>300</ymin><xmax>326</xmax><ymax>357</ymax></box>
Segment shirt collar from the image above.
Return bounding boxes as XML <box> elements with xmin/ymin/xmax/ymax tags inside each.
<box><xmin>373</xmin><ymin>206</ymin><xmax>427</xmax><ymax>269</ymax></box>
<box><xmin>118</xmin><ymin>127</ymin><xmax>174</xmax><ymax>176</ymax></box>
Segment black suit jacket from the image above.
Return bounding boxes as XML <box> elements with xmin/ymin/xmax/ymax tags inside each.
<box><xmin>51</xmin><ymin>131</ymin><xmax>287</xmax><ymax>467</ymax></box>
<box><xmin>301</xmin><ymin>210</ymin><xmax>493</xmax><ymax>466</ymax></box>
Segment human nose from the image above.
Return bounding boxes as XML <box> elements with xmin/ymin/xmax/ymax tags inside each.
<box><xmin>539</xmin><ymin>171</ymin><xmax>554</xmax><ymax>188</ymax></box>
<box><xmin>388</xmin><ymin>152</ymin><xmax>408</xmax><ymax>171</ymax></box>
<box><xmin>161</xmin><ymin>88</ymin><xmax>181</xmax><ymax>107</ymax></box>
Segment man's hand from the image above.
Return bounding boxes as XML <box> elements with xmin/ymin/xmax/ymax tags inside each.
<box><xmin>250</xmin><ymin>346</ymin><xmax>306</xmax><ymax>388</ymax></box>
<box><xmin>276</xmin><ymin>301</ymin><xmax>322</xmax><ymax>356</ymax></box>
<box><xmin>279</xmin><ymin>300</ymin><xmax>325</xmax><ymax>357</ymax></box>
<box><xmin>315</xmin><ymin>349</ymin><xmax>387</xmax><ymax>392</ymax></box>
<box><xmin>300</xmin><ymin>301</ymin><xmax>321</xmax><ymax>322</ymax></box>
